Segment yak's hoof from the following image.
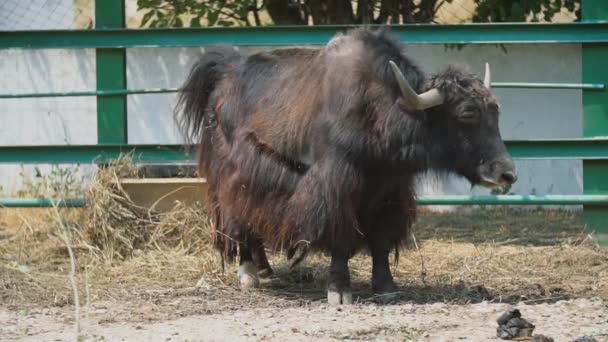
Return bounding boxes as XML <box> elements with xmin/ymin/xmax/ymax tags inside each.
<box><xmin>328</xmin><ymin>289</ymin><xmax>353</xmax><ymax>305</ymax></box>
<box><xmin>257</xmin><ymin>267</ymin><xmax>274</xmax><ymax>279</ymax></box>
<box><xmin>238</xmin><ymin>261</ymin><xmax>260</xmax><ymax>290</ymax></box>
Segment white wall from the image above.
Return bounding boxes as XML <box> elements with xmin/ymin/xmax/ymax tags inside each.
<box><xmin>126</xmin><ymin>47</ymin><xmax>205</xmax><ymax>144</ymax></box>
<box><xmin>0</xmin><ymin>0</ymin><xmax>99</xmax><ymax>194</ymax></box>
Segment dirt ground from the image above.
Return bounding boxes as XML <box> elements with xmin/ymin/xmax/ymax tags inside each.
<box><xmin>1</xmin><ymin>207</ymin><xmax>607</xmax><ymax>341</ymax></box>
<box><xmin>2</xmin><ymin>297</ymin><xmax>607</xmax><ymax>341</ymax></box>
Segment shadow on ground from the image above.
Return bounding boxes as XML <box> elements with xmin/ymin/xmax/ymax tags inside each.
<box><xmin>246</xmin><ymin>263</ymin><xmax>571</xmax><ymax>308</ymax></box>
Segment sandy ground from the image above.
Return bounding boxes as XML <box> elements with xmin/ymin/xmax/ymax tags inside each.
<box><xmin>2</xmin><ymin>298</ymin><xmax>607</xmax><ymax>341</ymax></box>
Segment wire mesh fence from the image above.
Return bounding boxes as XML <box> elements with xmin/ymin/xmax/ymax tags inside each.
<box><xmin>0</xmin><ymin>0</ymin><xmax>94</xmax><ymax>30</ymax></box>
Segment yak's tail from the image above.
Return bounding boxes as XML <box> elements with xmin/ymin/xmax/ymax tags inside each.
<box><xmin>174</xmin><ymin>45</ymin><xmax>241</xmax><ymax>143</ymax></box>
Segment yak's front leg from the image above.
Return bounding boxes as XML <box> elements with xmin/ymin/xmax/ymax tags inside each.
<box><xmin>327</xmin><ymin>250</ymin><xmax>352</xmax><ymax>305</ymax></box>
<box><xmin>368</xmin><ymin>232</ymin><xmax>399</xmax><ymax>299</ymax></box>
<box><xmin>367</xmin><ymin>198</ymin><xmax>411</xmax><ymax>302</ymax></box>
<box><xmin>284</xmin><ymin>154</ymin><xmax>361</xmax><ymax>304</ymax></box>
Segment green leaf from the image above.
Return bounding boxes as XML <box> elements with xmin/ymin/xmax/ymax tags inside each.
<box><xmin>174</xmin><ymin>17</ymin><xmax>184</xmax><ymax>27</ymax></box>
<box><xmin>140</xmin><ymin>10</ymin><xmax>156</xmax><ymax>27</ymax></box>
<box><xmin>207</xmin><ymin>10</ymin><xmax>220</xmax><ymax>26</ymax></box>
<box><xmin>137</xmin><ymin>0</ymin><xmax>162</xmax><ymax>10</ymax></box>
<box><xmin>510</xmin><ymin>2</ymin><xmax>524</xmax><ymax>21</ymax></box>
<box><xmin>194</xmin><ymin>6</ymin><xmax>206</xmax><ymax>17</ymax></box>
<box><xmin>235</xmin><ymin>3</ymin><xmax>250</xmax><ymax>18</ymax></box>
<box><xmin>190</xmin><ymin>17</ymin><xmax>201</xmax><ymax>27</ymax></box>
<box><xmin>158</xmin><ymin>18</ymin><xmax>169</xmax><ymax>27</ymax></box>
<box><xmin>565</xmin><ymin>0</ymin><xmax>576</xmax><ymax>12</ymax></box>
<box><xmin>218</xmin><ymin>19</ymin><xmax>233</xmax><ymax>26</ymax></box>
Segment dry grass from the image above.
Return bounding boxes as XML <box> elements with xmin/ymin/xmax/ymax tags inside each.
<box><xmin>1</xmin><ymin>158</ymin><xmax>607</xmax><ymax>322</ymax></box>
<box><xmin>81</xmin><ymin>157</ymin><xmax>214</xmax><ymax>263</ymax></box>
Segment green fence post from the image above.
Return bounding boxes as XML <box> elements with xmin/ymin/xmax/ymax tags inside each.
<box><xmin>95</xmin><ymin>0</ymin><xmax>126</xmax><ymax>144</ymax></box>
<box><xmin>583</xmin><ymin>0</ymin><xmax>608</xmax><ymax>245</ymax></box>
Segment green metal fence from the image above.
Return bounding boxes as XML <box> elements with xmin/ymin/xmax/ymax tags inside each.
<box><xmin>0</xmin><ymin>0</ymin><xmax>607</xmax><ymax>244</ymax></box>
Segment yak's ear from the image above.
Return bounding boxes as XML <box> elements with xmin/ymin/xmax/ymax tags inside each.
<box><xmin>389</xmin><ymin>60</ymin><xmax>444</xmax><ymax>110</ymax></box>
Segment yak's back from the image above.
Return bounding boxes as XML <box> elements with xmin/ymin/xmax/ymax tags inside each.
<box><xmin>227</xmin><ymin>47</ymin><xmax>324</xmax><ymax>164</ymax></box>
<box><xmin>217</xmin><ymin>28</ymin><xmax>423</xmax><ymax>165</ymax></box>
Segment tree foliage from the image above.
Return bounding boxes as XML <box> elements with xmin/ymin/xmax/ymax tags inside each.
<box><xmin>473</xmin><ymin>0</ymin><xmax>579</xmax><ymax>22</ymax></box>
<box><xmin>136</xmin><ymin>0</ymin><xmax>580</xmax><ymax>28</ymax></box>
<box><xmin>137</xmin><ymin>0</ymin><xmax>253</xmax><ymax>27</ymax></box>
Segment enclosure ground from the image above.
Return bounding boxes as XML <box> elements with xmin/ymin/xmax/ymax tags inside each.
<box><xmin>2</xmin><ymin>298</ymin><xmax>607</xmax><ymax>341</ymax></box>
<box><xmin>1</xmin><ymin>207</ymin><xmax>607</xmax><ymax>341</ymax></box>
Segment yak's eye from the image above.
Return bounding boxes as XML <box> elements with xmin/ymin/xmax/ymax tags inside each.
<box><xmin>459</xmin><ymin>111</ymin><xmax>479</xmax><ymax>124</ymax></box>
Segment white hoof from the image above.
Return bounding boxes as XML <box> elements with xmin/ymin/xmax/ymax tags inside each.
<box><xmin>327</xmin><ymin>289</ymin><xmax>353</xmax><ymax>305</ymax></box>
<box><xmin>238</xmin><ymin>261</ymin><xmax>259</xmax><ymax>290</ymax></box>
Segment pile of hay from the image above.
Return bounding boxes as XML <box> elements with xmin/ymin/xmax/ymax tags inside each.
<box><xmin>81</xmin><ymin>156</ymin><xmax>214</xmax><ymax>263</ymax></box>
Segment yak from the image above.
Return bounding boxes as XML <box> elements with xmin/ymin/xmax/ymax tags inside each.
<box><xmin>175</xmin><ymin>28</ymin><xmax>517</xmax><ymax>305</ymax></box>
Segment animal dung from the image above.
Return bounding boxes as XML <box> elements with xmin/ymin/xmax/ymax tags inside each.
<box><xmin>496</xmin><ymin>309</ymin><xmax>554</xmax><ymax>341</ymax></box>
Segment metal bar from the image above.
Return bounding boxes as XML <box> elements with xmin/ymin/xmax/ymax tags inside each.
<box><xmin>417</xmin><ymin>194</ymin><xmax>608</xmax><ymax>205</ymax></box>
<box><xmin>1</xmin><ymin>139</ymin><xmax>608</xmax><ymax>164</ymax></box>
<box><xmin>95</xmin><ymin>0</ymin><xmax>124</xmax><ymax>29</ymax></box>
<box><xmin>3</xmin><ymin>195</ymin><xmax>607</xmax><ymax>208</ymax></box>
<box><xmin>0</xmin><ymin>198</ymin><xmax>86</xmax><ymax>208</ymax></box>
<box><xmin>2</xmin><ymin>83</ymin><xmax>604</xmax><ymax>99</ymax></box>
<box><xmin>0</xmin><ymin>88</ymin><xmax>178</xmax><ymax>99</ymax></box>
<box><xmin>506</xmin><ymin>138</ymin><xmax>608</xmax><ymax>159</ymax></box>
<box><xmin>2</xmin><ymin>22</ymin><xmax>608</xmax><ymax>49</ymax></box>
<box><xmin>492</xmin><ymin>82</ymin><xmax>605</xmax><ymax>90</ymax></box>
<box><xmin>96</xmin><ymin>0</ymin><xmax>127</xmax><ymax>145</ymax></box>
<box><xmin>0</xmin><ymin>144</ymin><xmax>196</xmax><ymax>164</ymax></box>
<box><xmin>582</xmin><ymin>0</ymin><xmax>608</xmax><ymax>246</ymax></box>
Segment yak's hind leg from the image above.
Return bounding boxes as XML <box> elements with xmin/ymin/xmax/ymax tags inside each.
<box><xmin>237</xmin><ymin>238</ymin><xmax>260</xmax><ymax>290</ymax></box>
<box><xmin>235</xmin><ymin>230</ymin><xmax>276</xmax><ymax>288</ymax></box>
<box><xmin>236</xmin><ymin>232</ymin><xmax>274</xmax><ymax>287</ymax></box>
<box><xmin>222</xmin><ymin>218</ymin><xmax>261</xmax><ymax>290</ymax></box>
<box><xmin>221</xmin><ymin>204</ymin><xmax>274</xmax><ymax>287</ymax></box>
<box><xmin>250</xmin><ymin>235</ymin><xmax>274</xmax><ymax>278</ymax></box>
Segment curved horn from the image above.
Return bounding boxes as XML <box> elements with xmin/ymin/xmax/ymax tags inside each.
<box><xmin>484</xmin><ymin>62</ymin><xmax>491</xmax><ymax>88</ymax></box>
<box><xmin>389</xmin><ymin>60</ymin><xmax>444</xmax><ymax>110</ymax></box>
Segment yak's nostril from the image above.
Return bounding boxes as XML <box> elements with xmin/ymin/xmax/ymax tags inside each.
<box><xmin>500</xmin><ymin>171</ymin><xmax>517</xmax><ymax>184</ymax></box>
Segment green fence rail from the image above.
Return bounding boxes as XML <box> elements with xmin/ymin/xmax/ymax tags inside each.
<box><xmin>0</xmin><ymin>198</ymin><xmax>86</xmax><ymax>208</ymax></box>
<box><xmin>2</xmin><ymin>139</ymin><xmax>608</xmax><ymax>164</ymax></box>
<box><xmin>2</xmin><ymin>195</ymin><xmax>608</xmax><ymax>208</ymax></box>
<box><xmin>1</xmin><ymin>82</ymin><xmax>604</xmax><ymax>99</ymax></box>
<box><xmin>2</xmin><ymin>22</ymin><xmax>608</xmax><ymax>49</ymax></box>
<box><xmin>0</xmin><ymin>88</ymin><xmax>177</xmax><ymax>99</ymax></box>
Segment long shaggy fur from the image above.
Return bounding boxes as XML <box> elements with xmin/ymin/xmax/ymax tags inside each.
<box><xmin>175</xmin><ymin>28</ymin><xmax>464</xmax><ymax>264</ymax></box>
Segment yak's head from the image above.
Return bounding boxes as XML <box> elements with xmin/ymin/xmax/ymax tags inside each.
<box><xmin>390</xmin><ymin>61</ymin><xmax>517</xmax><ymax>189</ymax></box>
